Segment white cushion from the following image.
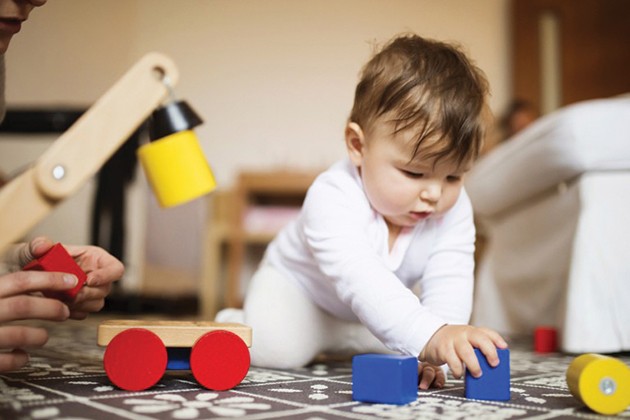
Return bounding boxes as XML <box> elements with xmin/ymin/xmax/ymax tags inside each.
<box><xmin>471</xmin><ymin>172</ymin><xmax>630</xmax><ymax>352</ymax></box>
<box><xmin>466</xmin><ymin>96</ymin><xmax>630</xmax><ymax>219</ymax></box>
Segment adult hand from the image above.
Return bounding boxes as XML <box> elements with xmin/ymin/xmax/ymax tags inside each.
<box><xmin>0</xmin><ymin>237</ymin><xmax>123</xmax><ymax>371</ymax></box>
<box><xmin>0</xmin><ymin>253</ymin><xmax>77</xmax><ymax>371</ymax></box>
<box><xmin>63</xmin><ymin>241</ymin><xmax>124</xmax><ymax>319</ymax></box>
<box><xmin>14</xmin><ymin>237</ymin><xmax>124</xmax><ymax>319</ymax></box>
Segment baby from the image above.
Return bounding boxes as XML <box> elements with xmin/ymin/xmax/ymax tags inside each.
<box><xmin>217</xmin><ymin>33</ymin><xmax>507</xmax><ymax>389</ymax></box>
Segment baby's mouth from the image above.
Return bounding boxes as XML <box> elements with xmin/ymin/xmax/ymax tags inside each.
<box><xmin>410</xmin><ymin>211</ymin><xmax>433</xmax><ymax>220</ymax></box>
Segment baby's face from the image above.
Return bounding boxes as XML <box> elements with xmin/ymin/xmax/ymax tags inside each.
<box><xmin>356</xmin><ymin>122</ymin><xmax>468</xmax><ymax>230</ymax></box>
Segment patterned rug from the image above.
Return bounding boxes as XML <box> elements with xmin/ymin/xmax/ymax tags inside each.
<box><xmin>1</xmin><ymin>318</ymin><xmax>629</xmax><ymax>419</ymax></box>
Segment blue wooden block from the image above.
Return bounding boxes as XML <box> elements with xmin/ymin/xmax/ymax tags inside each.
<box><xmin>166</xmin><ymin>347</ymin><xmax>191</xmax><ymax>370</ymax></box>
<box><xmin>352</xmin><ymin>354</ymin><xmax>418</xmax><ymax>405</ymax></box>
<box><xmin>465</xmin><ymin>348</ymin><xmax>510</xmax><ymax>401</ymax></box>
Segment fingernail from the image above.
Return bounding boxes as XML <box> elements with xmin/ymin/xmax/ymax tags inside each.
<box><xmin>63</xmin><ymin>274</ymin><xmax>78</xmax><ymax>287</ymax></box>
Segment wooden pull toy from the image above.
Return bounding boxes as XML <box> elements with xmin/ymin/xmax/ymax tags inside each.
<box><xmin>97</xmin><ymin>320</ymin><xmax>252</xmax><ymax>392</ymax></box>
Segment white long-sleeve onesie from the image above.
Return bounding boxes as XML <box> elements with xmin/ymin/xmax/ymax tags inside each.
<box><xmin>263</xmin><ymin>158</ymin><xmax>475</xmax><ymax>358</ymax></box>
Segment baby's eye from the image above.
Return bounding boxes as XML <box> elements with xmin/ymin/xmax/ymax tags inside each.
<box><xmin>446</xmin><ymin>175</ymin><xmax>462</xmax><ymax>182</ymax></box>
<box><xmin>402</xmin><ymin>169</ymin><xmax>424</xmax><ymax>178</ymax></box>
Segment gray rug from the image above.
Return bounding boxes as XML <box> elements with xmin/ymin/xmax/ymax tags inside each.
<box><xmin>1</xmin><ymin>319</ymin><xmax>629</xmax><ymax>419</ymax></box>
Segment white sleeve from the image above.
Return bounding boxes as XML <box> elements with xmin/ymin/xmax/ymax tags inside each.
<box><xmin>301</xmin><ymin>176</ymin><xmax>448</xmax><ymax>357</ymax></box>
<box><xmin>417</xmin><ymin>189</ymin><xmax>475</xmax><ymax>325</ymax></box>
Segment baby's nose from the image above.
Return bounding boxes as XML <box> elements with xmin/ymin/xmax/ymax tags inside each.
<box><xmin>420</xmin><ymin>182</ymin><xmax>442</xmax><ymax>202</ymax></box>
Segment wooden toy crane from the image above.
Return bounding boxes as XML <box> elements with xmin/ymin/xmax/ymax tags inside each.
<box><xmin>0</xmin><ymin>52</ymin><xmax>215</xmax><ymax>256</ymax></box>
<box><xmin>0</xmin><ymin>53</ymin><xmax>251</xmax><ymax>391</ymax></box>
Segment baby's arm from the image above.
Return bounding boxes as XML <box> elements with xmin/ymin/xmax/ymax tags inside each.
<box><xmin>419</xmin><ymin>324</ymin><xmax>508</xmax><ymax>379</ymax></box>
<box><xmin>302</xmin><ymin>175</ymin><xmax>447</xmax><ymax>357</ymax></box>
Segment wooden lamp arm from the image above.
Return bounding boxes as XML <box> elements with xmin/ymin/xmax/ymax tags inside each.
<box><xmin>0</xmin><ymin>52</ymin><xmax>179</xmax><ymax>256</ymax></box>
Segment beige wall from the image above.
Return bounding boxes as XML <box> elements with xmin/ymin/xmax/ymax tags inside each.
<box><xmin>3</xmin><ymin>0</ymin><xmax>510</xmax><ymax>284</ymax></box>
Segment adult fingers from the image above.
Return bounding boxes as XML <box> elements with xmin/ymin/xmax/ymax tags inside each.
<box><xmin>0</xmin><ymin>295</ymin><xmax>69</xmax><ymax>322</ymax></box>
<box><xmin>0</xmin><ymin>325</ymin><xmax>48</xmax><ymax>349</ymax></box>
<box><xmin>14</xmin><ymin>237</ymin><xmax>54</xmax><ymax>266</ymax></box>
<box><xmin>69</xmin><ymin>298</ymin><xmax>105</xmax><ymax>316</ymax></box>
<box><xmin>68</xmin><ymin>311</ymin><xmax>89</xmax><ymax>320</ymax></box>
<box><xmin>66</xmin><ymin>246</ymin><xmax>124</xmax><ymax>288</ymax></box>
<box><xmin>85</xmin><ymin>260</ymin><xmax>124</xmax><ymax>288</ymax></box>
<box><xmin>71</xmin><ymin>284</ymin><xmax>110</xmax><ymax>313</ymax></box>
<box><xmin>27</xmin><ymin>237</ymin><xmax>55</xmax><ymax>260</ymax></box>
<box><xmin>75</xmin><ymin>283</ymin><xmax>111</xmax><ymax>303</ymax></box>
<box><xmin>0</xmin><ymin>242</ymin><xmax>31</xmax><ymax>269</ymax></box>
<box><xmin>0</xmin><ymin>271</ymin><xmax>78</xmax><ymax>298</ymax></box>
<box><xmin>69</xmin><ymin>283</ymin><xmax>109</xmax><ymax>316</ymax></box>
<box><xmin>0</xmin><ymin>349</ymin><xmax>30</xmax><ymax>372</ymax></box>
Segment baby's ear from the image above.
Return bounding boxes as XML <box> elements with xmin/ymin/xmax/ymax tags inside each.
<box><xmin>345</xmin><ymin>122</ymin><xmax>366</xmax><ymax>166</ymax></box>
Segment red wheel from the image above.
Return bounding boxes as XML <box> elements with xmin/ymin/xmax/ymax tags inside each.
<box><xmin>103</xmin><ymin>328</ymin><xmax>167</xmax><ymax>391</ymax></box>
<box><xmin>190</xmin><ymin>330</ymin><xmax>250</xmax><ymax>391</ymax></box>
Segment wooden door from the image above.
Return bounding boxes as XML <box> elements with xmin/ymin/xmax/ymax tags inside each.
<box><xmin>512</xmin><ymin>0</ymin><xmax>630</xmax><ymax>114</ymax></box>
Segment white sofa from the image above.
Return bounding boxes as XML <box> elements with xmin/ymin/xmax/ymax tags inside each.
<box><xmin>466</xmin><ymin>96</ymin><xmax>630</xmax><ymax>353</ymax></box>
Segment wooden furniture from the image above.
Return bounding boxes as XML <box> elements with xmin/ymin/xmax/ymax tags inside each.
<box><xmin>200</xmin><ymin>169</ymin><xmax>319</xmax><ymax>318</ymax></box>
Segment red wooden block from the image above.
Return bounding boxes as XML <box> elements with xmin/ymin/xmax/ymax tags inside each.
<box><xmin>190</xmin><ymin>330</ymin><xmax>250</xmax><ymax>391</ymax></box>
<box><xmin>103</xmin><ymin>328</ymin><xmax>168</xmax><ymax>391</ymax></box>
<box><xmin>23</xmin><ymin>243</ymin><xmax>87</xmax><ymax>301</ymax></box>
<box><xmin>534</xmin><ymin>326</ymin><xmax>558</xmax><ymax>353</ymax></box>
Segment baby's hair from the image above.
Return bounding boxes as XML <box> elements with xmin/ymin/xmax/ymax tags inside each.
<box><xmin>349</xmin><ymin>34</ymin><xmax>489</xmax><ymax>166</ymax></box>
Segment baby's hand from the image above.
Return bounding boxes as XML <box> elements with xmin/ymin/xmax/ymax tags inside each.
<box><xmin>419</xmin><ymin>325</ymin><xmax>507</xmax><ymax>379</ymax></box>
<box><xmin>418</xmin><ymin>362</ymin><xmax>445</xmax><ymax>390</ymax></box>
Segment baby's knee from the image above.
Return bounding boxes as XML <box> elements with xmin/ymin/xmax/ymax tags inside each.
<box><xmin>249</xmin><ymin>332</ymin><xmax>317</xmax><ymax>369</ymax></box>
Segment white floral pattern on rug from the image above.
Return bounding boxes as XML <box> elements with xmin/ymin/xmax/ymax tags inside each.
<box><xmin>352</xmin><ymin>398</ymin><xmax>529</xmax><ymax>419</ymax></box>
<box><xmin>123</xmin><ymin>393</ymin><xmax>271</xmax><ymax>418</ymax></box>
<box><xmin>0</xmin><ymin>379</ymin><xmax>47</xmax><ymax>408</ymax></box>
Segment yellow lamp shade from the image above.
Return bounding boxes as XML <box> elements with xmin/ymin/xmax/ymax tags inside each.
<box><xmin>138</xmin><ymin>130</ymin><xmax>216</xmax><ymax>207</ymax></box>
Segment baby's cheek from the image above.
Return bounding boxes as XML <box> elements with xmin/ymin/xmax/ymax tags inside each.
<box><xmin>381</xmin><ymin>191</ymin><xmax>414</xmax><ymax>214</ymax></box>
<box><xmin>438</xmin><ymin>187</ymin><xmax>462</xmax><ymax>213</ymax></box>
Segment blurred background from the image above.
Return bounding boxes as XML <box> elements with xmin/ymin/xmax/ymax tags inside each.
<box><xmin>1</xmin><ymin>0</ymin><xmax>628</xmax><ymax>316</ymax></box>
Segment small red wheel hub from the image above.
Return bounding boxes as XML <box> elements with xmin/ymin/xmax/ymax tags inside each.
<box><xmin>190</xmin><ymin>330</ymin><xmax>250</xmax><ymax>391</ymax></box>
<box><xmin>103</xmin><ymin>328</ymin><xmax>167</xmax><ymax>391</ymax></box>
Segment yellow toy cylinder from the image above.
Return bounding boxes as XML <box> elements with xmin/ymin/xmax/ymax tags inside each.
<box><xmin>138</xmin><ymin>130</ymin><xmax>216</xmax><ymax>208</ymax></box>
<box><xmin>566</xmin><ymin>353</ymin><xmax>630</xmax><ymax>415</ymax></box>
